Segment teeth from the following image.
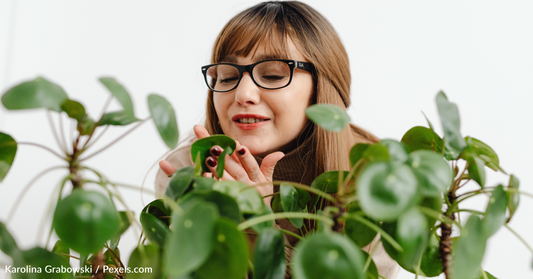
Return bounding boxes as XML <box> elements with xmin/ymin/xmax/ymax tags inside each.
<box><xmin>239</xmin><ymin>118</ymin><xmax>265</xmax><ymax>124</ymax></box>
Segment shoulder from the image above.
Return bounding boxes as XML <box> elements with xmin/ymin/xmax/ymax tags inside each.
<box><xmin>154</xmin><ymin>134</ymin><xmax>195</xmax><ymax>193</ymax></box>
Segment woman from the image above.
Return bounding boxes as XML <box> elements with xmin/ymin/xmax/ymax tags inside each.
<box><xmin>157</xmin><ymin>1</ymin><xmax>399</xmax><ymax>278</ymax></box>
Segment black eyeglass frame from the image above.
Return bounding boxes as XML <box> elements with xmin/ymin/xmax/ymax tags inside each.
<box><xmin>201</xmin><ymin>59</ymin><xmax>315</xmax><ymax>93</ymax></box>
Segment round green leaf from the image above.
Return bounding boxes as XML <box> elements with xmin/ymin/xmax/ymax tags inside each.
<box><xmin>142</xmin><ymin>199</ymin><xmax>171</xmax><ymax>226</ymax></box>
<box><xmin>280</xmin><ymin>183</ymin><xmax>303</xmax><ymax>228</ymax></box>
<box><xmin>148</xmin><ymin>94</ymin><xmax>179</xmax><ymax>149</ymax></box>
<box><xmin>164</xmin><ymin>201</ymin><xmax>219</xmax><ymax>277</ymax></box>
<box><xmin>420</xmin><ymin>196</ymin><xmax>442</xmax><ymax>227</ymax></box>
<box><xmin>16</xmin><ymin>247</ymin><xmax>74</xmax><ymax>279</ymax></box>
<box><xmin>420</xmin><ymin>233</ymin><xmax>443</xmax><ymax>277</ymax></box>
<box><xmin>0</xmin><ymin>221</ymin><xmax>20</xmax><ymax>258</ymax></box>
<box><xmin>77</xmin><ymin>117</ymin><xmax>95</xmax><ymax>136</ymax></box>
<box><xmin>349</xmin><ymin>143</ymin><xmax>370</xmax><ymax>167</ymax></box>
<box><xmin>193</xmin><ymin>177</ymin><xmax>216</xmax><ymax>191</ymax></box>
<box><xmin>452</xmin><ymin>215</ymin><xmax>487</xmax><ymax>279</ymax></box>
<box><xmin>99</xmin><ymin>77</ymin><xmax>134</xmax><ymax>116</ymax></box>
<box><xmin>345</xmin><ymin>215</ymin><xmax>378</xmax><ymax>248</ymax></box>
<box><xmin>507</xmin><ymin>174</ymin><xmax>520</xmax><ymax>223</ymax></box>
<box><xmin>400</xmin><ymin>126</ymin><xmax>443</xmax><ymax>153</ymax></box>
<box><xmin>191</xmin><ymin>135</ymin><xmax>236</xmax><ymax>173</ymax></box>
<box><xmin>182</xmin><ymin>190</ymin><xmax>241</xmax><ymax>224</ymax></box>
<box><xmin>128</xmin><ymin>244</ymin><xmax>161</xmax><ymax>279</ymax></box>
<box><xmin>465</xmin><ymin>137</ymin><xmax>502</xmax><ymax>172</ymax></box>
<box><xmin>212</xmin><ymin>180</ymin><xmax>263</xmax><ymax>214</ymax></box>
<box><xmin>305</xmin><ymin>104</ymin><xmax>350</xmax><ymax>132</ymax></box>
<box><xmin>141</xmin><ymin>212</ymin><xmax>170</xmax><ymax>246</ymax></box>
<box><xmin>482</xmin><ymin>185</ymin><xmax>508</xmax><ymax>238</ymax></box>
<box><xmin>61</xmin><ymin>99</ymin><xmax>86</xmax><ymax>121</ymax></box>
<box><xmin>380</xmin><ymin>139</ymin><xmax>408</xmax><ymax>164</ymax></box>
<box><xmin>53</xmin><ymin>190</ymin><xmax>119</xmax><ymax>255</ymax></box>
<box><xmin>293</xmin><ymin>232</ymin><xmax>365</xmax><ymax>279</ymax></box>
<box><xmin>195</xmin><ymin>218</ymin><xmax>249</xmax><ymax>279</ymax></box>
<box><xmin>396</xmin><ymin>208</ymin><xmax>429</xmax><ymax>270</ymax></box>
<box><xmin>0</xmin><ymin>132</ymin><xmax>17</xmax><ymax>182</ymax></box>
<box><xmin>2</xmin><ymin>76</ymin><xmax>68</xmax><ymax>112</ymax></box>
<box><xmin>407</xmin><ymin>150</ymin><xmax>452</xmax><ymax>197</ymax></box>
<box><xmin>345</xmin><ymin>202</ymin><xmax>377</xmax><ymax>248</ymax></box>
<box><xmin>311</xmin><ymin>171</ymin><xmax>349</xmax><ymax>194</ymax></box>
<box><xmin>349</xmin><ymin>143</ymin><xmax>390</xmax><ymax>168</ymax></box>
<box><xmin>166</xmin><ymin>166</ymin><xmax>195</xmax><ymax>201</ymax></box>
<box><xmin>435</xmin><ymin>91</ymin><xmax>466</xmax><ymax>153</ymax></box>
<box><xmin>467</xmin><ymin>156</ymin><xmax>486</xmax><ymax>188</ymax></box>
<box><xmin>357</xmin><ymin>162</ymin><xmax>420</xmax><ymax>221</ymax></box>
<box><xmin>98</xmin><ymin>111</ymin><xmax>140</xmax><ymax>126</ymax></box>
<box><xmin>253</xmin><ymin>228</ymin><xmax>285</xmax><ymax>279</ymax></box>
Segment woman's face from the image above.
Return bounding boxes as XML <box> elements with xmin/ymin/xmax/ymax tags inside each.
<box><xmin>213</xmin><ymin>40</ymin><xmax>314</xmax><ymax>157</ymax></box>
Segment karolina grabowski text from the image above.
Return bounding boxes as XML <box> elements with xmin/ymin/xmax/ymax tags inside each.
<box><xmin>4</xmin><ymin>265</ymin><xmax>153</xmax><ymax>274</ymax></box>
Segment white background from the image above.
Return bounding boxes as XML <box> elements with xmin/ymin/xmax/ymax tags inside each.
<box><xmin>0</xmin><ymin>1</ymin><xmax>532</xmax><ymax>278</ymax></box>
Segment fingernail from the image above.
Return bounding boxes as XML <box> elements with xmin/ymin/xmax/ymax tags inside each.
<box><xmin>211</xmin><ymin>146</ymin><xmax>222</xmax><ymax>156</ymax></box>
<box><xmin>207</xmin><ymin>157</ymin><xmax>217</xmax><ymax>167</ymax></box>
<box><xmin>238</xmin><ymin>148</ymin><xmax>246</xmax><ymax>155</ymax></box>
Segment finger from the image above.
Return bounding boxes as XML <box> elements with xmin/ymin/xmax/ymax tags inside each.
<box><xmin>235</xmin><ymin>146</ymin><xmax>263</xmax><ymax>181</ymax></box>
<box><xmin>159</xmin><ymin>160</ymin><xmax>177</xmax><ymax>176</ymax></box>
<box><xmin>260</xmin><ymin>152</ymin><xmax>285</xmax><ymax>181</ymax></box>
<box><xmin>205</xmin><ymin>156</ymin><xmax>235</xmax><ymax>181</ymax></box>
<box><xmin>210</xmin><ymin>145</ymin><xmax>223</xmax><ymax>158</ymax></box>
<box><xmin>194</xmin><ymin>125</ymin><xmax>211</xmax><ymax>140</ymax></box>
<box><xmin>230</xmin><ymin>140</ymin><xmax>241</xmax><ymax>162</ymax></box>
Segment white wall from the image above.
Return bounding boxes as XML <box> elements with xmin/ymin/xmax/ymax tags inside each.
<box><xmin>0</xmin><ymin>1</ymin><xmax>532</xmax><ymax>278</ymax></box>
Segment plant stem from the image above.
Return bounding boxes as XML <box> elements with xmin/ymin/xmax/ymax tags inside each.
<box><xmin>47</xmin><ymin>110</ymin><xmax>68</xmax><ymax>155</ymax></box>
<box><xmin>6</xmin><ymin>165</ymin><xmax>66</xmax><ymax>224</ymax></box>
<box><xmin>238</xmin><ymin>212</ymin><xmax>334</xmax><ymax>231</ymax></box>
<box><xmin>440</xmin><ymin>191</ymin><xmax>456</xmax><ymax>279</ymax></box>
<box><xmin>275</xmin><ymin>227</ymin><xmax>303</xmax><ymax>240</ymax></box>
<box><xmin>363</xmin><ymin>238</ymin><xmax>380</xmax><ymax>272</ymax></box>
<box><xmin>504</xmin><ymin>224</ymin><xmax>533</xmax><ymax>254</ymax></box>
<box><xmin>341</xmin><ymin>214</ymin><xmax>403</xmax><ymax>253</ymax></box>
<box><xmin>80</xmin><ymin>117</ymin><xmax>150</xmax><ymax>161</ymax></box>
<box><xmin>17</xmin><ymin>142</ymin><xmax>66</xmax><ymax>160</ymax></box>
<box><xmin>269</xmin><ymin>181</ymin><xmax>336</xmax><ymax>203</ymax></box>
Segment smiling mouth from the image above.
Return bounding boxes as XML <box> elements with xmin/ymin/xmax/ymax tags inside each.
<box><xmin>236</xmin><ymin>118</ymin><xmax>268</xmax><ymax>124</ymax></box>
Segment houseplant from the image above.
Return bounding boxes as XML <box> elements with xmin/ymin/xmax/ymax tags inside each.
<box><xmin>0</xmin><ymin>76</ymin><xmax>530</xmax><ymax>279</ymax></box>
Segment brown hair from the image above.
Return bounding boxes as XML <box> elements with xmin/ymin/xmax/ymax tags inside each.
<box><xmin>205</xmin><ymin>1</ymin><xmax>378</xmax><ymax>177</ymax></box>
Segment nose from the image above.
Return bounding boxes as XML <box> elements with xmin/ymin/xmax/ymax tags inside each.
<box><xmin>234</xmin><ymin>72</ymin><xmax>261</xmax><ymax>106</ymax></box>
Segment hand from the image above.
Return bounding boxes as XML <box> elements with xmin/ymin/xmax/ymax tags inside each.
<box><xmin>159</xmin><ymin>125</ymin><xmax>285</xmax><ymax>207</ymax></box>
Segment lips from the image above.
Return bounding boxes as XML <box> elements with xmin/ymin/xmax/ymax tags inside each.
<box><xmin>232</xmin><ymin>114</ymin><xmax>270</xmax><ymax>130</ymax></box>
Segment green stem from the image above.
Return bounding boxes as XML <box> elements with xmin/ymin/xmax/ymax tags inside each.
<box><xmin>481</xmin><ymin>267</ymin><xmax>488</xmax><ymax>279</ymax></box>
<box><xmin>46</xmin><ymin>110</ymin><xmax>68</xmax><ymax>155</ymax></box>
<box><xmin>80</xmin><ymin>117</ymin><xmax>150</xmax><ymax>161</ymax></box>
<box><xmin>17</xmin><ymin>142</ymin><xmax>66</xmax><ymax>160</ymax></box>
<box><xmin>270</xmin><ymin>181</ymin><xmax>336</xmax><ymax>203</ymax></box>
<box><xmin>238</xmin><ymin>212</ymin><xmax>334</xmax><ymax>231</ymax></box>
<box><xmin>504</xmin><ymin>224</ymin><xmax>533</xmax><ymax>254</ymax></box>
<box><xmin>6</xmin><ymin>165</ymin><xmax>67</xmax><ymax>224</ymax></box>
<box><xmin>275</xmin><ymin>227</ymin><xmax>303</xmax><ymax>240</ymax></box>
<box><xmin>341</xmin><ymin>214</ymin><xmax>403</xmax><ymax>253</ymax></box>
<box><xmin>418</xmin><ymin>206</ymin><xmax>460</xmax><ymax>228</ymax></box>
<box><xmin>81</xmin><ymin>95</ymin><xmax>113</xmax><ymax>151</ymax></box>
<box><xmin>363</xmin><ymin>238</ymin><xmax>380</xmax><ymax>272</ymax></box>
<box><xmin>506</xmin><ymin>188</ymin><xmax>533</xmax><ymax>199</ymax></box>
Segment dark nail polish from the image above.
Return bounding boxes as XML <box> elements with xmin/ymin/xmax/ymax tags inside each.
<box><xmin>238</xmin><ymin>148</ymin><xmax>245</xmax><ymax>155</ymax></box>
<box><xmin>212</xmin><ymin>146</ymin><xmax>222</xmax><ymax>156</ymax></box>
<box><xmin>207</xmin><ymin>157</ymin><xmax>217</xmax><ymax>167</ymax></box>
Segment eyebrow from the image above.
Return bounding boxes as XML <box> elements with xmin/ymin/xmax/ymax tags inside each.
<box><xmin>219</xmin><ymin>54</ymin><xmax>285</xmax><ymax>63</ymax></box>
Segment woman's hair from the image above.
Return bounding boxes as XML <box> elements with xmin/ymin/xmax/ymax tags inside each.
<box><xmin>204</xmin><ymin>1</ymin><xmax>378</xmax><ymax>177</ymax></box>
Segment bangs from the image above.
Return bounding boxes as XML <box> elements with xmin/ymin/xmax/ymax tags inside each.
<box><xmin>212</xmin><ymin>3</ymin><xmax>296</xmax><ymax>63</ymax></box>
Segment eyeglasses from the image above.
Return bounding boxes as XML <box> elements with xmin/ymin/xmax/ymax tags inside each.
<box><xmin>201</xmin><ymin>59</ymin><xmax>315</xmax><ymax>93</ymax></box>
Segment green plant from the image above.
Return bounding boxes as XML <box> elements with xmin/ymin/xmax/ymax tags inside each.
<box><xmin>0</xmin><ymin>77</ymin><xmax>530</xmax><ymax>279</ymax></box>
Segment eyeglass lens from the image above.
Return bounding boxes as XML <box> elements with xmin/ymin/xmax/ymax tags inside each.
<box><xmin>205</xmin><ymin>61</ymin><xmax>291</xmax><ymax>92</ymax></box>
